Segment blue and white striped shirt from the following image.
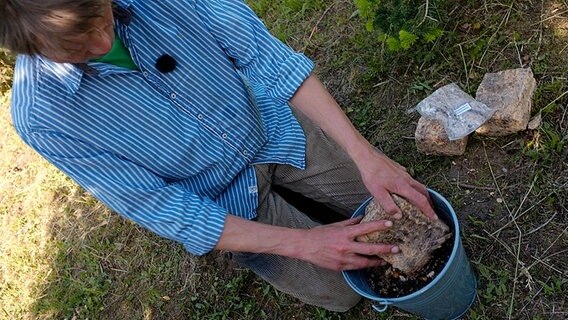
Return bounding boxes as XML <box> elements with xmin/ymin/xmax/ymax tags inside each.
<box><xmin>10</xmin><ymin>0</ymin><xmax>314</xmax><ymax>255</ymax></box>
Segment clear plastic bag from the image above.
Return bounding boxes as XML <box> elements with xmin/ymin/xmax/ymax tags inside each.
<box><xmin>416</xmin><ymin>83</ymin><xmax>495</xmax><ymax>140</ymax></box>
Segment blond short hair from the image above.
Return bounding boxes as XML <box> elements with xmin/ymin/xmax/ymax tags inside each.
<box><xmin>1</xmin><ymin>0</ymin><xmax>111</xmax><ymax>55</ymax></box>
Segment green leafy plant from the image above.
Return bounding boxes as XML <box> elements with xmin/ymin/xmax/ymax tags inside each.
<box><xmin>538</xmin><ymin>275</ymin><xmax>567</xmax><ymax>297</ymax></box>
<box><xmin>477</xmin><ymin>263</ymin><xmax>511</xmax><ymax>304</ymax></box>
<box><xmin>353</xmin><ymin>0</ymin><xmax>446</xmax><ymax>51</ymax></box>
<box><xmin>524</xmin><ymin>122</ymin><xmax>567</xmax><ymax>163</ymax></box>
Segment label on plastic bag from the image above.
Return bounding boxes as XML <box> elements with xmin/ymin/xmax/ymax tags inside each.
<box><xmin>454</xmin><ymin>103</ymin><xmax>472</xmax><ymax>116</ymax></box>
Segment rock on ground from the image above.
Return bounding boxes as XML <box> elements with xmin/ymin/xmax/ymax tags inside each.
<box><xmin>475</xmin><ymin>68</ymin><xmax>537</xmax><ymax>136</ymax></box>
<box><xmin>415</xmin><ymin>117</ymin><xmax>468</xmax><ymax>156</ymax></box>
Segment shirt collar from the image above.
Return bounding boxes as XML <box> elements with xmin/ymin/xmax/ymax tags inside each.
<box><xmin>39</xmin><ymin>58</ymin><xmax>135</xmax><ymax>95</ymax></box>
<box><xmin>112</xmin><ymin>1</ymin><xmax>133</xmax><ymax>25</ymax></box>
<box><xmin>37</xmin><ymin>56</ymin><xmax>84</xmax><ymax>95</ymax></box>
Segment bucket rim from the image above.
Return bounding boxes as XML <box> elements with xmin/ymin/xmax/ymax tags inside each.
<box><xmin>342</xmin><ymin>188</ymin><xmax>461</xmax><ymax>303</ymax></box>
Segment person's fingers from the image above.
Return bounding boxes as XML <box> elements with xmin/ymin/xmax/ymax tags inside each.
<box><xmin>408</xmin><ymin>178</ymin><xmax>429</xmax><ymax>198</ymax></box>
<box><xmin>340</xmin><ymin>255</ymin><xmax>386</xmax><ymax>270</ymax></box>
<box><xmin>347</xmin><ymin>219</ymin><xmax>393</xmax><ymax>238</ymax></box>
<box><xmin>407</xmin><ymin>179</ymin><xmax>435</xmax><ymax>206</ymax></box>
<box><xmin>353</xmin><ymin>241</ymin><xmax>399</xmax><ymax>256</ymax></box>
<box><xmin>334</xmin><ymin>216</ymin><xmax>363</xmax><ymax>226</ymax></box>
<box><xmin>410</xmin><ymin>180</ymin><xmax>435</xmax><ymax>209</ymax></box>
<box><xmin>373</xmin><ymin>189</ymin><xmax>402</xmax><ymax>218</ymax></box>
<box><xmin>396</xmin><ymin>186</ymin><xmax>437</xmax><ymax>219</ymax></box>
<box><xmin>314</xmin><ymin>217</ymin><xmax>362</xmax><ymax>230</ymax></box>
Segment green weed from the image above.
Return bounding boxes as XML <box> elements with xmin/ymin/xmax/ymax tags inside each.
<box><xmin>538</xmin><ymin>275</ymin><xmax>567</xmax><ymax>297</ymax></box>
<box><xmin>248</xmin><ymin>0</ymin><xmax>324</xmax><ymax>42</ymax></box>
<box><xmin>345</xmin><ymin>99</ymin><xmax>374</xmax><ymax>133</ymax></box>
<box><xmin>524</xmin><ymin>122</ymin><xmax>567</xmax><ymax>163</ymax></box>
<box><xmin>476</xmin><ymin>263</ymin><xmax>512</xmax><ymax>304</ymax></box>
<box><xmin>353</xmin><ymin>0</ymin><xmax>446</xmax><ymax>51</ymax></box>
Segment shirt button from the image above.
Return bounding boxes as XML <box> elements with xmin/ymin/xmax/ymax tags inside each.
<box><xmin>197</xmin><ymin>114</ymin><xmax>204</xmax><ymax>120</ymax></box>
<box><xmin>221</xmin><ymin>133</ymin><xmax>228</xmax><ymax>139</ymax></box>
<box><xmin>242</xmin><ymin>150</ymin><xmax>249</xmax><ymax>156</ymax></box>
<box><xmin>170</xmin><ymin>93</ymin><xmax>177</xmax><ymax>99</ymax></box>
<box><xmin>142</xmin><ymin>71</ymin><xmax>149</xmax><ymax>77</ymax></box>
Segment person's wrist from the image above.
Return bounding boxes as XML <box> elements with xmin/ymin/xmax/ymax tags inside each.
<box><xmin>274</xmin><ymin>228</ymin><xmax>307</xmax><ymax>259</ymax></box>
<box><xmin>350</xmin><ymin>142</ymin><xmax>385</xmax><ymax>169</ymax></box>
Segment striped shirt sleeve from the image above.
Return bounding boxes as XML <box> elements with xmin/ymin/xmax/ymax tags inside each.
<box><xmin>194</xmin><ymin>0</ymin><xmax>315</xmax><ymax>107</ymax></box>
<box><xmin>20</xmin><ymin>128</ymin><xmax>228</xmax><ymax>256</ymax></box>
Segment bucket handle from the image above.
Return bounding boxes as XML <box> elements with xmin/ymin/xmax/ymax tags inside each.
<box><xmin>371</xmin><ymin>299</ymin><xmax>392</xmax><ymax>312</ymax></box>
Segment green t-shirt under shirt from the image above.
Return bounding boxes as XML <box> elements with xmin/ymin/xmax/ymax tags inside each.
<box><xmin>93</xmin><ymin>33</ymin><xmax>138</xmax><ymax>70</ymax></box>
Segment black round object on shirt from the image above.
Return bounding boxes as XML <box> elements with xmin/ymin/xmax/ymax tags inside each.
<box><xmin>156</xmin><ymin>54</ymin><xmax>177</xmax><ymax>73</ymax></box>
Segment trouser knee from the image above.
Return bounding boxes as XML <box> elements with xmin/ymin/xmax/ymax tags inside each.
<box><xmin>231</xmin><ymin>251</ymin><xmax>362</xmax><ymax>312</ymax></box>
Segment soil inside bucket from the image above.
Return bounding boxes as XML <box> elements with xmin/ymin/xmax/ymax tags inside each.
<box><xmin>365</xmin><ymin>232</ymin><xmax>454</xmax><ymax>298</ymax></box>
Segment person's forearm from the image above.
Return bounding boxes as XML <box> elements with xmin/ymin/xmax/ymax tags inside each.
<box><xmin>215</xmin><ymin>214</ymin><xmax>303</xmax><ymax>257</ymax></box>
<box><xmin>216</xmin><ymin>214</ymin><xmax>396</xmax><ymax>271</ymax></box>
<box><xmin>289</xmin><ymin>73</ymin><xmax>436</xmax><ymax>218</ymax></box>
<box><xmin>289</xmin><ymin>74</ymin><xmax>377</xmax><ymax>166</ymax></box>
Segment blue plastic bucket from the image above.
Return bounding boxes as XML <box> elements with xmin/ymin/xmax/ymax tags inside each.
<box><xmin>343</xmin><ymin>189</ymin><xmax>477</xmax><ymax>319</ymax></box>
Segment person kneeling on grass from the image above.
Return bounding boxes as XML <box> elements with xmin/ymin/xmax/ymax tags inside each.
<box><xmin>2</xmin><ymin>0</ymin><xmax>436</xmax><ymax>311</ymax></box>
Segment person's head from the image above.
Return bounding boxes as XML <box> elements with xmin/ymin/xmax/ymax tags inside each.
<box><xmin>1</xmin><ymin>0</ymin><xmax>114</xmax><ymax>63</ymax></box>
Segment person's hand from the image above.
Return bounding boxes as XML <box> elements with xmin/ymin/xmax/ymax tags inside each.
<box><xmin>357</xmin><ymin>148</ymin><xmax>437</xmax><ymax>219</ymax></box>
<box><xmin>292</xmin><ymin>217</ymin><xmax>399</xmax><ymax>271</ymax></box>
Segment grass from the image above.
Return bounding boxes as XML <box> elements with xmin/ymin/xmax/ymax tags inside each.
<box><xmin>1</xmin><ymin>0</ymin><xmax>567</xmax><ymax>319</ymax></box>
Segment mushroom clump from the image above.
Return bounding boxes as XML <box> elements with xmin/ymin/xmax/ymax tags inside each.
<box><xmin>357</xmin><ymin>195</ymin><xmax>452</xmax><ymax>276</ymax></box>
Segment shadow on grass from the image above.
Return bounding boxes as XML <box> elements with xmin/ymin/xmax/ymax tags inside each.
<box><xmin>29</xmin><ymin>182</ymin><xmax>386</xmax><ymax>319</ymax></box>
<box><xmin>27</xmin><ymin>184</ymin><xmax>278</xmax><ymax>319</ymax></box>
